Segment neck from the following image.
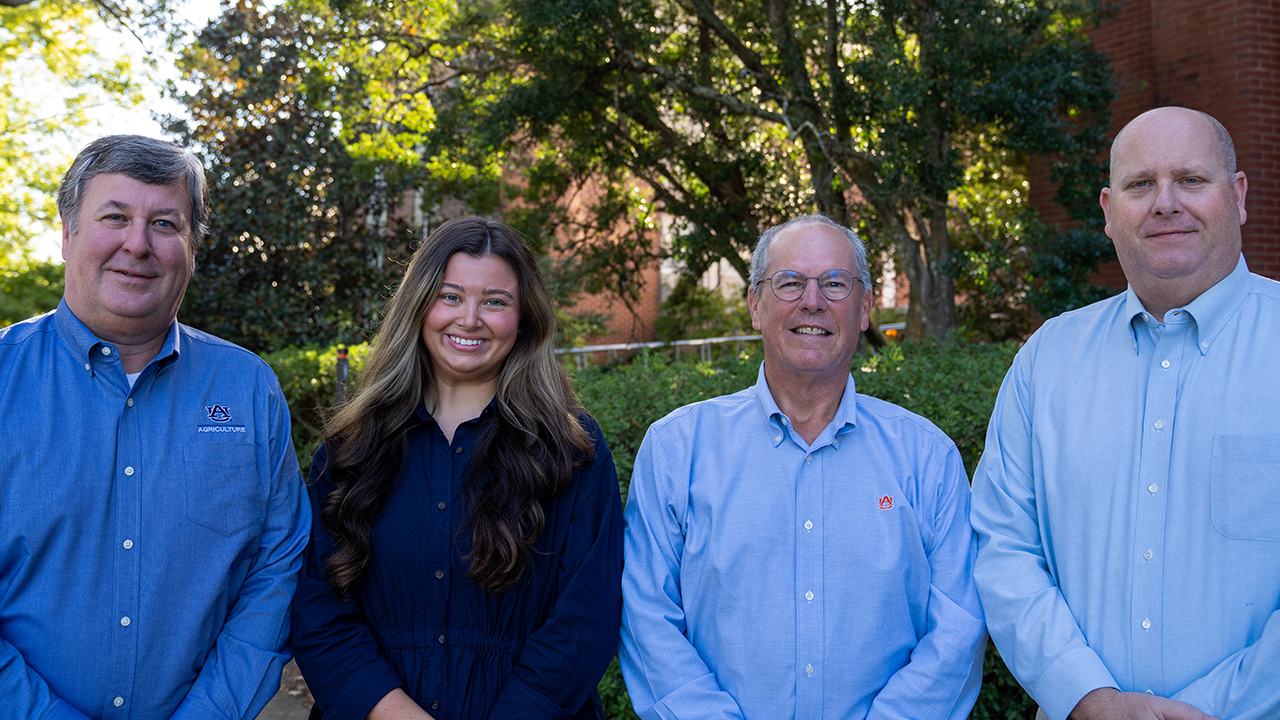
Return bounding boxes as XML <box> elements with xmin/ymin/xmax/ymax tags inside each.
<box><xmin>119</xmin><ymin>338</ymin><xmax>167</xmax><ymax>374</ymax></box>
<box><xmin>428</xmin><ymin>377</ymin><xmax>499</xmax><ymax>443</ymax></box>
<box><xmin>763</xmin><ymin>364</ymin><xmax>848</xmax><ymax>445</ymax></box>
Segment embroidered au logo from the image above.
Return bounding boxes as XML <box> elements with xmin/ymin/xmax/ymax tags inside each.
<box><xmin>878</xmin><ymin>495</ymin><xmax>894</xmax><ymax>510</ymax></box>
<box><xmin>205</xmin><ymin>405</ymin><xmax>232</xmax><ymax>423</ymax></box>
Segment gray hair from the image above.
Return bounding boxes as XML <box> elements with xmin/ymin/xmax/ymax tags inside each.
<box><xmin>57</xmin><ymin>135</ymin><xmax>209</xmax><ymax>240</ymax></box>
<box><xmin>748</xmin><ymin>214</ymin><xmax>872</xmax><ymax>295</ymax></box>
<box><xmin>1109</xmin><ymin>107</ymin><xmax>1238</xmax><ymax>183</ymax></box>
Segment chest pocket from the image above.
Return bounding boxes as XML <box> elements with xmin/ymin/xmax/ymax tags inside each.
<box><xmin>1211</xmin><ymin>435</ymin><xmax>1280</xmax><ymax>542</ymax></box>
<box><xmin>183</xmin><ymin>442</ymin><xmax>264</xmax><ymax>536</ymax></box>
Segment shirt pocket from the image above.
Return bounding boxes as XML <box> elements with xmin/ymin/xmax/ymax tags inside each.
<box><xmin>1211</xmin><ymin>435</ymin><xmax>1280</xmax><ymax>542</ymax></box>
<box><xmin>183</xmin><ymin>442</ymin><xmax>264</xmax><ymax>536</ymax></box>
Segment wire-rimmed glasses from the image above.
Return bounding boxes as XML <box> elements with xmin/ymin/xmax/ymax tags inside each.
<box><xmin>759</xmin><ymin>269</ymin><xmax>858</xmax><ymax>302</ymax></box>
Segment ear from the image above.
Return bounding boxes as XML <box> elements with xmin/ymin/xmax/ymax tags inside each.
<box><xmin>748</xmin><ymin>285</ymin><xmax>763</xmax><ymax>332</ymax></box>
<box><xmin>1099</xmin><ymin>186</ymin><xmax>1114</xmax><ymax>240</ymax></box>
<box><xmin>859</xmin><ymin>288</ymin><xmax>873</xmax><ymax>332</ymax></box>
<box><xmin>1234</xmin><ymin>171</ymin><xmax>1248</xmax><ymax>226</ymax></box>
<box><xmin>60</xmin><ymin>219</ymin><xmax>72</xmax><ymax>262</ymax></box>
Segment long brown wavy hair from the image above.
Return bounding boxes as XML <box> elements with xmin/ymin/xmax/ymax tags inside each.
<box><xmin>318</xmin><ymin>216</ymin><xmax>593</xmax><ymax>598</ymax></box>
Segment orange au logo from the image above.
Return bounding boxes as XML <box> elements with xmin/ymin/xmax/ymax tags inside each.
<box><xmin>878</xmin><ymin>495</ymin><xmax>893</xmax><ymax>510</ymax></box>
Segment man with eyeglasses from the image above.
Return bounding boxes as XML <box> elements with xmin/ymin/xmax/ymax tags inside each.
<box><xmin>619</xmin><ymin>215</ymin><xmax>986</xmax><ymax>719</ymax></box>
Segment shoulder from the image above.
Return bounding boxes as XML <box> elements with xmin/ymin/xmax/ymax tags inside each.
<box><xmin>176</xmin><ymin>323</ymin><xmax>280</xmax><ymax>379</ymax></box>
<box><xmin>1028</xmin><ymin>292</ymin><xmax>1127</xmax><ymax>347</ymax></box>
<box><xmin>854</xmin><ymin>392</ymin><xmax>958</xmax><ymax>454</ymax></box>
<box><xmin>646</xmin><ymin>386</ymin><xmax>756</xmax><ymax>437</ymax></box>
<box><xmin>1246</xmin><ymin>271</ymin><xmax>1280</xmax><ymax>302</ymax></box>
<box><xmin>575</xmin><ymin>410</ymin><xmax>613</xmax><ymax>460</ymax></box>
<box><xmin>0</xmin><ymin>310</ymin><xmax>57</xmax><ymax>348</ymax></box>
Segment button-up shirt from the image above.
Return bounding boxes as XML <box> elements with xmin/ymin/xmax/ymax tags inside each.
<box><xmin>971</xmin><ymin>256</ymin><xmax>1280</xmax><ymax>720</ymax></box>
<box><xmin>619</xmin><ymin>363</ymin><xmax>986</xmax><ymax>719</ymax></box>
<box><xmin>0</xmin><ymin>300</ymin><xmax>309</xmax><ymax>720</ymax></box>
<box><xmin>291</xmin><ymin>406</ymin><xmax>623</xmax><ymax>720</ymax></box>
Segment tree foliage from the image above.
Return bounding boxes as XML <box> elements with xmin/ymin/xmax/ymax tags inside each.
<box><xmin>166</xmin><ymin>2</ymin><xmax>431</xmax><ymax>352</ymax></box>
<box><xmin>309</xmin><ymin>0</ymin><xmax>1115</xmax><ymax>338</ymax></box>
<box><xmin>0</xmin><ymin>0</ymin><xmax>143</xmax><ymax>252</ymax></box>
<box><xmin>0</xmin><ymin>254</ymin><xmax>63</xmax><ymax>327</ymax></box>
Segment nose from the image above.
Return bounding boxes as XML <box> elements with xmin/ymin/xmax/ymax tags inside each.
<box><xmin>121</xmin><ymin>221</ymin><xmax>152</xmax><ymax>257</ymax></box>
<box><xmin>798</xmin><ymin>276</ymin><xmax>827</xmax><ymax>311</ymax></box>
<box><xmin>458</xmin><ymin>300</ymin><xmax>482</xmax><ymax>328</ymax></box>
<box><xmin>1153</xmin><ymin>180</ymin><xmax>1182</xmax><ymax>217</ymax></box>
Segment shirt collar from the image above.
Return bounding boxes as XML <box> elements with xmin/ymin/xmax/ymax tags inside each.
<box><xmin>54</xmin><ymin>298</ymin><xmax>182</xmax><ymax>372</ymax></box>
<box><xmin>1124</xmin><ymin>254</ymin><xmax>1251</xmax><ymax>355</ymax></box>
<box><xmin>751</xmin><ymin>361</ymin><xmax>859</xmax><ymax>450</ymax></box>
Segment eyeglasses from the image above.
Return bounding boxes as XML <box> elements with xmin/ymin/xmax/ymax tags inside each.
<box><xmin>758</xmin><ymin>269</ymin><xmax>858</xmax><ymax>302</ymax></box>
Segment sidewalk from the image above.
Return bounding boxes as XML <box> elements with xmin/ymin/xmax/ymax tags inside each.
<box><xmin>255</xmin><ymin>660</ymin><xmax>312</xmax><ymax>720</ymax></box>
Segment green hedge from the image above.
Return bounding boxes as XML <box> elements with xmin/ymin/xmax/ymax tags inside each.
<box><xmin>262</xmin><ymin>338</ymin><xmax>1034</xmax><ymax>719</ymax></box>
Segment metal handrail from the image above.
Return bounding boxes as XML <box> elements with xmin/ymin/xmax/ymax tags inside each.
<box><xmin>555</xmin><ymin>334</ymin><xmax>763</xmax><ymax>369</ymax></box>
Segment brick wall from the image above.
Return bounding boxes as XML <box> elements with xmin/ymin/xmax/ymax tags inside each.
<box><xmin>1032</xmin><ymin>0</ymin><xmax>1280</xmax><ymax>285</ymax></box>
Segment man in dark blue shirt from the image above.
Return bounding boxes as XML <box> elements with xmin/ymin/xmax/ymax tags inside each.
<box><xmin>0</xmin><ymin>135</ymin><xmax>309</xmax><ymax>719</ymax></box>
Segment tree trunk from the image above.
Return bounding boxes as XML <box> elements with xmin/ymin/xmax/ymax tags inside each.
<box><xmin>877</xmin><ymin>199</ymin><xmax>957</xmax><ymax>338</ymax></box>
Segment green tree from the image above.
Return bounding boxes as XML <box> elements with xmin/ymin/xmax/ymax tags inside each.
<box><xmin>0</xmin><ymin>254</ymin><xmax>63</xmax><ymax>327</ymax></box>
<box><xmin>1</xmin><ymin>0</ymin><xmax>142</xmax><ymax>253</ymax></box>
<box><xmin>165</xmin><ymin>2</ymin><xmax>431</xmax><ymax>352</ymax></box>
<box><xmin>315</xmin><ymin>0</ymin><xmax>1114</xmax><ymax>338</ymax></box>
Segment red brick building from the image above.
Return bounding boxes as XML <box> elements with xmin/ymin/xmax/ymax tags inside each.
<box><xmin>1031</xmin><ymin>0</ymin><xmax>1280</xmax><ymax>287</ymax></box>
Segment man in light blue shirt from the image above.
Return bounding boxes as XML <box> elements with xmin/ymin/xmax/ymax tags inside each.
<box><xmin>0</xmin><ymin>135</ymin><xmax>309</xmax><ymax>719</ymax></box>
<box><xmin>619</xmin><ymin>215</ymin><xmax>986</xmax><ymax>719</ymax></box>
<box><xmin>972</xmin><ymin>107</ymin><xmax>1280</xmax><ymax>720</ymax></box>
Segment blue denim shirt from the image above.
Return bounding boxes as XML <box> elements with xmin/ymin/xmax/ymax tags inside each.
<box><xmin>972</xmin><ymin>256</ymin><xmax>1280</xmax><ymax>720</ymax></box>
<box><xmin>0</xmin><ymin>300</ymin><xmax>309</xmax><ymax>720</ymax></box>
<box><xmin>619</xmin><ymin>363</ymin><xmax>986</xmax><ymax>719</ymax></box>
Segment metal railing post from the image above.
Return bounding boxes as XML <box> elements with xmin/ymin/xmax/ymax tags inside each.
<box><xmin>336</xmin><ymin>347</ymin><xmax>349</xmax><ymax>405</ymax></box>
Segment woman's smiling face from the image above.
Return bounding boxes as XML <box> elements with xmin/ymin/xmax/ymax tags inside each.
<box><xmin>422</xmin><ymin>252</ymin><xmax>522</xmax><ymax>388</ymax></box>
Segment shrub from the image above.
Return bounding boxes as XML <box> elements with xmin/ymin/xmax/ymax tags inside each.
<box><xmin>262</xmin><ymin>337</ymin><xmax>1033</xmax><ymax>719</ymax></box>
<box><xmin>261</xmin><ymin>342</ymin><xmax>370</xmax><ymax>475</ymax></box>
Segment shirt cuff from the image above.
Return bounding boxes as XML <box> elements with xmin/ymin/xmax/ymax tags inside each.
<box><xmin>1030</xmin><ymin>646</ymin><xmax>1118</xmax><ymax>720</ymax></box>
<box><xmin>323</xmin><ymin>660</ymin><xmax>406</xmax><ymax>720</ymax></box>
<box><xmin>487</xmin><ymin>674</ymin><xmax>571</xmax><ymax>720</ymax></box>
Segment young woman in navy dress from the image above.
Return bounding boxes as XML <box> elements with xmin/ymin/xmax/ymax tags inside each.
<box><xmin>291</xmin><ymin>217</ymin><xmax>623</xmax><ymax>720</ymax></box>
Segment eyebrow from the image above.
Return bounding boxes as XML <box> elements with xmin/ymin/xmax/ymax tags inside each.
<box><xmin>441</xmin><ymin>281</ymin><xmax>515</xmax><ymax>299</ymax></box>
<box><xmin>96</xmin><ymin>200</ymin><xmax>187</xmax><ymax>220</ymax></box>
<box><xmin>1117</xmin><ymin>165</ymin><xmax>1215</xmax><ymax>186</ymax></box>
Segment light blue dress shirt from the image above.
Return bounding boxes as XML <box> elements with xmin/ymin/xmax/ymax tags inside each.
<box><xmin>0</xmin><ymin>301</ymin><xmax>310</xmax><ymax>720</ymax></box>
<box><xmin>971</xmin><ymin>256</ymin><xmax>1280</xmax><ymax>720</ymax></box>
<box><xmin>619</xmin><ymin>363</ymin><xmax>986</xmax><ymax>720</ymax></box>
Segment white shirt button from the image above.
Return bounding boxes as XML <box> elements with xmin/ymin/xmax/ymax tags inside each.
<box><xmin>774</xmin><ymin>435</ymin><xmax>782</xmax><ymax>443</ymax></box>
<box><xmin>1161</xmin><ymin>360</ymin><xmax>1170</xmax><ymax>368</ymax></box>
<box><xmin>1145</xmin><ymin>689</ymin><xmax>1155</xmax><ymax>695</ymax></box>
<box><xmin>805</xmin><ymin>455</ymin><xmax>812</xmax><ymax>464</ymax></box>
<box><xmin>126</xmin><ymin>398</ymin><xmax>134</xmax><ymax>407</ymax></box>
<box><xmin>1201</xmin><ymin>341</ymin><xmax>1209</xmax><ymax>349</ymax></box>
<box><xmin>125</xmin><ymin>466</ymin><xmax>135</xmax><ymax>476</ymax></box>
<box><xmin>123</xmin><ymin>540</ymin><xmax>133</xmax><ymax>550</ymax></box>
<box><xmin>1149</xmin><ymin>483</ymin><xmax>1158</xmax><ymax>494</ymax></box>
<box><xmin>805</xmin><ymin>664</ymin><xmax>814</xmax><ymax>674</ymax></box>
<box><xmin>114</xmin><ymin>697</ymin><xmax>124</xmax><ymax>707</ymax></box>
<box><xmin>101</xmin><ymin>347</ymin><xmax>111</xmax><ymax>356</ymax></box>
<box><xmin>1154</xmin><ymin>420</ymin><xmax>1163</xmax><ymax>429</ymax></box>
<box><xmin>84</xmin><ymin>363</ymin><xmax>91</xmax><ymax>371</ymax></box>
<box><xmin>805</xmin><ymin>591</ymin><xmax>814</xmax><ymax>601</ymax></box>
<box><xmin>804</xmin><ymin>520</ymin><xmax>813</xmax><ymax>530</ymax></box>
<box><xmin>120</xmin><ymin>617</ymin><xmax>131</xmax><ymax>627</ymax></box>
<box><xmin>1144</xmin><ymin>550</ymin><xmax>1152</xmax><ymax>560</ymax></box>
<box><xmin>1142</xmin><ymin>619</ymin><xmax>1151</xmax><ymax>630</ymax></box>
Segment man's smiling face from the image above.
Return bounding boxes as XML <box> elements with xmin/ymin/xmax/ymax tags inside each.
<box><xmin>1100</xmin><ymin>107</ymin><xmax>1247</xmax><ymax>317</ymax></box>
<box><xmin>749</xmin><ymin>221</ymin><xmax>871</xmax><ymax>389</ymax></box>
<box><xmin>61</xmin><ymin>173</ymin><xmax>195</xmax><ymax>344</ymax></box>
